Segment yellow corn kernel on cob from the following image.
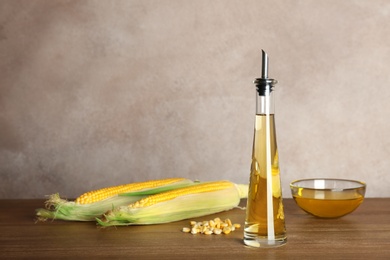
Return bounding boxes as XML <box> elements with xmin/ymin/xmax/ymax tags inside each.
<box><xmin>75</xmin><ymin>177</ymin><xmax>190</xmax><ymax>204</ymax></box>
<box><xmin>36</xmin><ymin>178</ymin><xmax>194</xmax><ymax>221</ymax></box>
<box><xmin>97</xmin><ymin>180</ymin><xmax>249</xmax><ymax>226</ymax></box>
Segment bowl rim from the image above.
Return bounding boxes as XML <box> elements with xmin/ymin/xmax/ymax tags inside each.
<box><xmin>290</xmin><ymin>178</ymin><xmax>366</xmax><ymax>191</ymax></box>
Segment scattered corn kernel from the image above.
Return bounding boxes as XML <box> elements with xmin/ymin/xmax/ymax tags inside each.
<box><xmin>213</xmin><ymin>228</ymin><xmax>222</xmax><ymax>235</ymax></box>
<box><xmin>182</xmin><ymin>217</ymin><xmax>241</xmax><ymax>235</ymax></box>
<box><xmin>209</xmin><ymin>220</ymin><xmax>215</xmax><ymax>227</ymax></box>
<box><xmin>204</xmin><ymin>230</ymin><xmax>213</xmax><ymax>235</ymax></box>
<box><xmin>223</xmin><ymin>227</ymin><xmax>231</xmax><ymax>234</ymax></box>
<box><xmin>226</xmin><ymin>219</ymin><xmax>232</xmax><ymax>226</ymax></box>
<box><xmin>202</xmin><ymin>226</ymin><xmax>208</xmax><ymax>233</ymax></box>
<box><xmin>191</xmin><ymin>227</ymin><xmax>199</xmax><ymax>234</ymax></box>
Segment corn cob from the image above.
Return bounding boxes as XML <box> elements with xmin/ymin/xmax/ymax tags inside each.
<box><xmin>96</xmin><ymin>180</ymin><xmax>249</xmax><ymax>226</ymax></box>
<box><xmin>36</xmin><ymin>178</ymin><xmax>194</xmax><ymax>221</ymax></box>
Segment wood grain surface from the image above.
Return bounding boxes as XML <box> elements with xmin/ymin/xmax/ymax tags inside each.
<box><xmin>1</xmin><ymin>198</ymin><xmax>389</xmax><ymax>259</ymax></box>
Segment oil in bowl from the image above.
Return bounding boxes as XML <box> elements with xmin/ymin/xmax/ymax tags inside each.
<box><xmin>290</xmin><ymin>178</ymin><xmax>366</xmax><ymax>218</ymax></box>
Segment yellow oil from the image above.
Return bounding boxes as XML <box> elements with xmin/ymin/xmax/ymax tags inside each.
<box><xmin>244</xmin><ymin>114</ymin><xmax>287</xmax><ymax>247</ymax></box>
<box><xmin>293</xmin><ymin>192</ymin><xmax>364</xmax><ymax>218</ymax></box>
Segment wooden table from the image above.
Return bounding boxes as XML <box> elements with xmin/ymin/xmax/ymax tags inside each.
<box><xmin>1</xmin><ymin>198</ymin><xmax>389</xmax><ymax>259</ymax></box>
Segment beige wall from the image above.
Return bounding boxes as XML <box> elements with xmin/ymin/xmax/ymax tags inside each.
<box><xmin>1</xmin><ymin>0</ymin><xmax>389</xmax><ymax>198</ymax></box>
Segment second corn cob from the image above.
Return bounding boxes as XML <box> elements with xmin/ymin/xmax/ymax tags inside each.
<box><xmin>96</xmin><ymin>180</ymin><xmax>249</xmax><ymax>226</ymax></box>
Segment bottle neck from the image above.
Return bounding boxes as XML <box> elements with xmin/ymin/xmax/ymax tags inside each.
<box><xmin>256</xmin><ymin>91</ymin><xmax>275</xmax><ymax>115</ymax></box>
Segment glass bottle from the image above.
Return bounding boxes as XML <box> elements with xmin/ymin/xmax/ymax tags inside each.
<box><xmin>243</xmin><ymin>50</ymin><xmax>287</xmax><ymax>248</ymax></box>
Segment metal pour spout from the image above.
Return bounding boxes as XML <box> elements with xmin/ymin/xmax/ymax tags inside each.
<box><xmin>261</xmin><ymin>49</ymin><xmax>269</xmax><ymax>79</ymax></box>
<box><xmin>255</xmin><ymin>50</ymin><xmax>276</xmax><ymax>96</ymax></box>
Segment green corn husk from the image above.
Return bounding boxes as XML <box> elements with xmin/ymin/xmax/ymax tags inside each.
<box><xmin>36</xmin><ymin>193</ymin><xmax>144</xmax><ymax>221</ymax></box>
<box><xmin>96</xmin><ymin>181</ymin><xmax>249</xmax><ymax>226</ymax></box>
<box><xmin>36</xmin><ymin>178</ymin><xmax>195</xmax><ymax>221</ymax></box>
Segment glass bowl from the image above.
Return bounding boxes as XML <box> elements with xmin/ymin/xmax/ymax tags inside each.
<box><xmin>290</xmin><ymin>178</ymin><xmax>366</xmax><ymax>218</ymax></box>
